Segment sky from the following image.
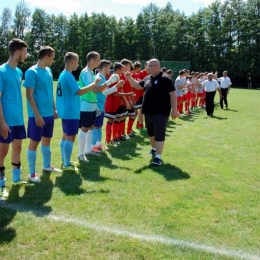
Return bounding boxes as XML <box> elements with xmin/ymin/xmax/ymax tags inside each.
<box><xmin>0</xmin><ymin>0</ymin><xmax>218</xmax><ymax>19</ymax></box>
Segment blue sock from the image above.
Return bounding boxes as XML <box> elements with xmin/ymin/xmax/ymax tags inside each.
<box><xmin>64</xmin><ymin>140</ymin><xmax>73</xmax><ymax>167</ymax></box>
<box><xmin>41</xmin><ymin>145</ymin><xmax>51</xmax><ymax>169</ymax></box>
<box><xmin>12</xmin><ymin>168</ymin><xmax>21</xmax><ymax>183</ymax></box>
<box><xmin>27</xmin><ymin>149</ymin><xmax>36</xmax><ymax>175</ymax></box>
<box><xmin>97</xmin><ymin>128</ymin><xmax>102</xmax><ymax>143</ymax></box>
<box><xmin>0</xmin><ymin>167</ymin><xmax>5</xmax><ymax>188</ymax></box>
<box><xmin>60</xmin><ymin>140</ymin><xmax>65</xmax><ymax>162</ymax></box>
<box><xmin>92</xmin><ymin>128</ymin><xmax>98</xmax><ymax>146</ymax></box>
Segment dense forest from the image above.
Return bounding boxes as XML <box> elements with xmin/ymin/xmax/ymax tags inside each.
<box><xmin>0</xmin><ymin>0</ymin><xmax>259</xmax><ymax>88</ymax></box>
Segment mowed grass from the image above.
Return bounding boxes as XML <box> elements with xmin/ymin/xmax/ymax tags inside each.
<box><xmin>0</xmin><ymin>85</ymin><xmax>260</xmax><ymax>260</ymax></box>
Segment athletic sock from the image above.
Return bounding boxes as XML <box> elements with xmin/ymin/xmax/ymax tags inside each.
<box><xmin>78</xmin><ymin>130</ymin><xmax>87</xmax><ymax>156</ymax></box>
<box><xmin>155</xmin><ymin>154</ymin><xmax>161</xmax><ymax>159</ymax></box>
<box><xmin>0</xmin><ymin>166</ymin><xmax>5</xmax><ymax>188</ymax></box>
<box><xmin>127</xmin><ymin>118</ymin><xmax>135</xmax><ymax>135</ymax></box>
<box><xmin>12</xmin><ymin>168</ymin><xmax>21</xmax><ymax>183</ymax></box>
<box><xmin>64</xmin><ymin>140</ymin><xmax>73</xmax><ymax>167</ymax></box>
<box><xmin>96</xmin><ymin>128</ymin><xmax>102</xmax><ymax>144</ymax></box>
<box><xmin>136</xmin><ymin>121</ymin><xmax>140</xmax><ymax>129</ymax></box>
<box><xmin>85</xmin><ymin>130</ymin><xmax>92</xmax><ymax>154</ymax></box>
<box><xmin>92</xmin><ymin>128</ymin><xmax>98</xmax><ymax>147</ymax></box>
<box><xmin>27</xmin><ymin>149</ymin><xmax>36</xmax><ymax>175</ymax></box>
<box><xmin>106</xmin><ymin>122</ymin><xmax>112</xmax><ymax>143</ymax></box>
<box><xmin>60</xmin><ymin>140</ymin><xmax>65</xmax><ymax>162</ymax></box>
<box><xmin>112</xmin><ymin>121</ymin><xmax>119</xmax><ymax>140</ymax></box>
<box><xmin>41</xmin><ymin>145</ymin><xmax>51</xmax><ymax>169</ymax></box>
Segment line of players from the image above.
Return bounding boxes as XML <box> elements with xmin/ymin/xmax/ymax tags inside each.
<box><xmin>175</xmin><ymin>70</ymin><xmax>210</xmax><ymax>116</ymax></box>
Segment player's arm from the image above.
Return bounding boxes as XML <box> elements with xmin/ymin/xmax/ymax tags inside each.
<box><xmin>26</xmin><ymin>87</ymin><xmax>45</xmax><ymax>128</ymax></box>
<box><xmin>53</xmin><ymin>97</ymin><xmax>57</xmax><ymax>119</ymax></box>
<box><xmin>169</xmin><ymin>91</ymin><xmax>178</xmax><ymax>120</ymax></box>
<box><xmin>92</xmin><ymin>74</ymin><xmax>120</xmax><ymax>93</ymax></box>
<box><xmin>124</xmin><ymin>72</ymin><xmax>143</xmax><ymax>90</ymax></box>
<box><xmin>77</xmin><ymin>77</ymin><xmax>102</xmax><ymax>95</ymax></box>
<box><xmin>215</xmin><ymin>81</ymin><xmax>222</xmax><ymax>97</ymax></box>
<box><xmin>102</xmin><ymin>80</ymin><xmax>125</xmax><ymax>96</ymax></box>
<box><xmin>0</xmin><ymin>93</ymin><xmax>11</xmax><ymax>139</ymax></box>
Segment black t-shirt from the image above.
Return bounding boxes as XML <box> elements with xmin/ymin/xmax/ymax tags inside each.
<box><xmin>139</xmin><ymin>71</ymin><xmax>175</xmax><ymax>116</ymax></box>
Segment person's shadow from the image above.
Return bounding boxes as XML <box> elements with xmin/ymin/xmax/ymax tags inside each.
<box><xmin>0</xmin><ymin>171</ymin><xmax>54</xmax><ymax>245</ymax></box>
<box><xmin>134</xmin><ymin>163</ymin><xmax>190</xmax><ymax>181</ymax></box>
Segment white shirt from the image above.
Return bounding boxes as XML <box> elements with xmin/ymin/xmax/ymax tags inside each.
<box><xmin>202</xmin><ymin>79</ymin><xmax>219</xmax><ymax>92</ymax></box>
<box><xmin>217</xmin><ymin>77</ymin><xmax>232</xmax><ymax>89</ymax></box>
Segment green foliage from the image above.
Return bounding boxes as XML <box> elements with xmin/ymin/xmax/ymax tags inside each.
<box><xmin>0</xmin><ymin>0</ymin><xmax>260</xmax><ymax>87</ymax></box>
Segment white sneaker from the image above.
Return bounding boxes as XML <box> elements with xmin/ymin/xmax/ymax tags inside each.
<box><xmin>86</xmin><ymin>151</ymin><xmax>101</xmax><ymax>156</ymax></box>
<box><xmin>28</xmin><ymin>173</ymin><xmax>41</xmax><ymax>183</ymax></box>
<box><xmin>43</xmin><ymin>166</ymin><xmax>62</xmax><ymax>173</ymax></box>
<box><xmin>78</xmin><ymin>154</ymin><xmax>90</xmax><ymax>162</ymax></box>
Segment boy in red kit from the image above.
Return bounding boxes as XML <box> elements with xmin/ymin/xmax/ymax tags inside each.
<box><xmin>104</xmin><ymin>62</ymin><xmax>134</xmax><ymax>146</ymax></box>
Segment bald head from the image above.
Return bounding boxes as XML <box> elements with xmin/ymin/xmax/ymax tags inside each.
<box><xmin>148</xmin><ymin>59</ymin><xmax>161</xmax><ymax>76</ymax></box>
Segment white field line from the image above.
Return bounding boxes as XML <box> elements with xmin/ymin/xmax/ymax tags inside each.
<box><xmin>1</xmin><ymin>202</ymin><xmax>260</xmax><ymax>260</ymax></box>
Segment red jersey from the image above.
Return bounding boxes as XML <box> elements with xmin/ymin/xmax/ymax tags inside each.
<box><xmin>131</xmin><ymin>72</ymin><xmax>140</xmax><ymax>101</ymax></box>
<box><xmin>136</xmin><ymin>70</ymin><xmax>149</xmax><ymax>96</ymax></box>
<box><xmin>104</xmin><ymin>81</ymin><xmax>120</xmax><ymax>113</ymax></box>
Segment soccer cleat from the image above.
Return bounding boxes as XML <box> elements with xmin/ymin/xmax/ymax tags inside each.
<box><xmin>42</xmin><ymin>166</ymin><xmax>62</xmax><ymax>173</ymax></box>
<box><xmin>62</xmin><ymin>164</ymin><xmax>78</xmax><ymax>171</ymax></box>
<box><xmin>1</xmin><ymin>186</ymin><xmax>9</xmax><ymax>199</ymax></box>
<box><xmin>78</xmin><ymin>155</ymin><xmax>89</xmax><ymax>162</ymax></box>
<box><xmin>28</xmin><ymin>173</ymin><xmax>41</xmax><ymax>183</ymax></box>
<box><xmin>106</xmin><ymin>141</ymin><xmax>118</xmax><ymax>147</ymax></box>
<box><xmin>140</xmin><ymin>127</ymin><xmax>147</xmax><ymax>132</ymax></box>
<box><xmin>151</xmin><ymin>157</ymin><xmax>163</xmax><ymax>166</ymax></box>
<box><xmin>148</xmin><ymin>149</ymin><xmax>156</xmax><ymax>157</ymax></box>
<box><xmin>86</xmin><ymin>151</ymin><xmax>101</xmax><ymax>156</ymax></box>
<box><xmin>99</xmin><ymin>144</ymin><xmax>109</xmax><ymax>150</ymax></box>
<box><xmin>122</xmin><ymin>134</ymin><xmax>130</xmax><ymax>140</ymax></box>
<box><xmin>128</xmin><ymin>131</ymin><xmax>136</xmax><ymax>137</ymax></box>
<box><xmin>12</xmin><ymin>180</ymin><xmax>28</xmax><ymax>186</ymax></box>
<box><xmin>92</xmin><ymin>147</ymin><xmax>102</xmax><ymax>153</ymax></box>
<box><xmin>131</xmin><ymin>130</ymin><xmax>137</xmax><ymax>134</ymax></box>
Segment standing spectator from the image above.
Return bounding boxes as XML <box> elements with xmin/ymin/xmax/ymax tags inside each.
<box><xmin>125</xmin><ymin>59</ymin><xmax>178</xmax><ymax>166</ymax></box>
<box><xmin>202</xmin><ymin>73</ymin><xmax>222</xmax><ymax>117</ymax></box>
<box><xmin>215</xmin><ymin>71</ymin><xmax>232</xmax><ymax>109</ymax></box>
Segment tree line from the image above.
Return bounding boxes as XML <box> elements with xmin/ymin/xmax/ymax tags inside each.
<box><xmin>0</xmin><ymin>0</ymin><xmax>259</xmax><ymax>88</ymax></box>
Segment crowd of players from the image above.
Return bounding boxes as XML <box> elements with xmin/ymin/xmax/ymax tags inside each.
<box><xmin>0</xmin><ymin>38</ymin><xmax>231</xmax><ymax>200</ymax></box>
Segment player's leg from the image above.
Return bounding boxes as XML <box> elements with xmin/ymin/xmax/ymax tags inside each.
<box><xmin>78</xmin><ymin>111</ymin><xmax>90</xmax><ymax>159</ymax></box>
<box><xmin>0</xmin><ymin>141</ymin><xmax>10</xmax><ymax>199</ymax></box>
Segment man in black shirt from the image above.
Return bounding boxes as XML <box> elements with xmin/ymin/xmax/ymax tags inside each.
<box><xmin>125</xmin><ymin>59</ymin><xmax>178</xmax><ymax>166</ymax></box>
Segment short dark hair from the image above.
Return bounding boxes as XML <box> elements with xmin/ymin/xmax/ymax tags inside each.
<box><xmin>121</xmin><ymin>58</ymin><xmax>132</xmax><ymax>66</ymax></box>
<box><xmin>162</xmin><ymin>67</ymin><xmax>167</xmax><ymax>72</ymax></box>
<box><xmin>167</xmin><ymin>69</ymin><xmax>173</xmax><ymax>74</ymax></box>
<box><xmin>38</xmin><ymin>46</ymin><xmax>55</xmax><ymax>60</ymax></box>
<box><xmin>113</xmin><ymin>62</ymin><xmax>124</xmax><ymax>72</ymax></box>
<box><xmin>99</xmin><ymin>60</ymin><xmax>111</xmax><ymax>70</ymax></box>
<box><xmin>179</xmin><ymin>70</ymin><xmax>185</xmax><ymax>75</ymax></box>
<box><xmin>64</xmin><ymin>52</ymin><xmax>78</xmax><ymax>63</ymax></box>
<box><xmin>86</xmin><ymin>51</ymin><xmax>100</xmax><ymax>62</ymax></box>
<box><xmin>8</xmin><ymin>38</ymin><xmax>28</xmax><ymax>56</ymax></box>
<box><xmin>134</xmin><ymin>61</ymin><xmax>142</xmax><ymax>69</ymax></box>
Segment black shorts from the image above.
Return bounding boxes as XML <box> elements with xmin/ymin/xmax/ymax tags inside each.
<box><xmin>116</xmin><ymin>106</ymin><xmax>127</xmax><ymax>118</ymax></box>
<box><xmin>79</xmin><ymin>111</ymin><xmax>96</xmax><ymax>128</ymax></box>
<box><xmin>145</xmin><ymin>114</ymin><xmax>168</xmax><ymax>141</ymax></box>
<box><xmin>135</xmin><ymin>96</ymin><xmax>143</xmax><ymax>108</ymax></box>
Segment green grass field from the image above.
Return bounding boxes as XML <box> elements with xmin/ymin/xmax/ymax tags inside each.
<box><xmin>0</xmin><ymin>87</ymin><xmax>260</xmax><ymax>260</ymax></box>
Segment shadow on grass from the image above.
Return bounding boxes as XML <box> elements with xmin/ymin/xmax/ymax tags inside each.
<box><xmin>0</xmin><ymin>171</ymin><xmax>54</xmax><ymax>245</ymax></box>
<box><xmin>134</xmin><ymin>163</ymin><xmax>190</xmax><ymax>181</ymax></box>
<box><xmin>203</xmin><ymin>115</ymin><xmax>228</xmax><ymax>120</ymax></box>
<box><xmin>225</xmin><ymin>109</ymin><xmax>238</xmax><ymax>112</ymax></box>
<box><xmin>78</xmin><ymin>152</ymin><xmax>128</xmax><ymax>182</ymax></box>
<box><xmin>55</xmin><ymin>169</ymin><xmax>85</xmax><ymax>195</ymax></box>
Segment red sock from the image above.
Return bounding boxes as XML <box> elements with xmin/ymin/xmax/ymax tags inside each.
<box><xmin>112</xmin><ymin>121</ymin><xmax>119</xmax><ymax>140</ymax></box>
<box><xmin>121</xmin><ymin>120</ymin><xmax>126</xmax><ymax>136</ymax></box>
<box><xmin>136</xmin><ymin>121</ymin><xmax>140</xmax><ymax>128</ymax></box>
<box><xmin>127</xmin><ymin>118</ymin><xmax>135</xmax><ymax>135</ymax></box>
<box><xmin>139</xmin><ymin>123</ymin><xmax>144</xmax><ymax>129</ymax></box>
<box><xmin>106</xmin><ymin>122</ymin><xmax>112</xmax><ymax>143</ymax></box>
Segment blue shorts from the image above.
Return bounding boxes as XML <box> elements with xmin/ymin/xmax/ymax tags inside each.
<box><xmin>0</xmin><ymin>125</ymin><xmax>26</xmax><ymax>144</ymax></box>
<box><xmin>62</xmin><ymin>119</ymin><xmax>79</xmax><ymax>136</ymax></box>
<box><xmin>79</xmin><ymin>111</ymin><xmax>96</xmax><ymax>128</ymax></box>
<box><xmin>94</xmin><ymin>111</ymin><xmax>105</xmax><ymax>128</ymax></box>
<box><xmin>27</xmin><ymin>116</ymin><xmax>54</xmax><ymax>142</ymax></box>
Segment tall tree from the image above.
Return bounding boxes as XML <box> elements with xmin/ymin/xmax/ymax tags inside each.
<box><xmin>13</xmin><ymin>0</ymin><xmax>31</xmax><ymax>39</ymax></box>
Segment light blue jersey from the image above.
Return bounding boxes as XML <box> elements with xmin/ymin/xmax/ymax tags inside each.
<box><xmin>56</xmin><ymin>70</ymin><xmax>80</xmax><ymax>119</ymax></box>
<box><xmin>0</xmin><ymin>63</ymin><xmax>24</xmax><ymax>126</ymax></box>
<box><xmin>96</xmin><ymin>73</ymin><xmax>106</xmax><ymax>111</ymax></box>
<box><xmin>23</xmin><ymin>65</ymin><xmax>54</xmax><ymax>117</ymax></box>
